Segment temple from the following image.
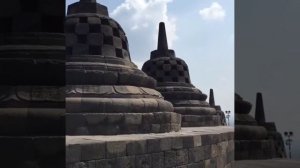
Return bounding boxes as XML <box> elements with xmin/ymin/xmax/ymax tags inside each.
<box><xmin>142</xmin><ymin>22</ymin><xmax>225</xmax><ymax>127</ymax></box>
<box><xmin>66</xmin><ymin>1</ymin><xmax>233</xmax><ymax>168</ymax></box>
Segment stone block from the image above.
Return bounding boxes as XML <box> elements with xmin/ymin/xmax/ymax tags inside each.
<box><xmin>95</xmin><ymin>158</ymin><xmax>116</xmax><ymax>168</ymax></box>
<box><xmin>160</xmin><ymin>137</ymin><xmax>172</xmax><ymax>151</ymax></box>
<box><xmin>203</xmin><ymin>145</ymin><xmax>212</xmax><ymax>160</ymax></box>
<box><xmin>66</xmin><ymin>144</ymin><xmax>81</xmax><ymax>163</ymax></box>
<box><xmin>136</xmin><ymin>154</ymin><xmax>152</xmax><ymax>168</ymax></box>
<box><xmin>176</xmin><ymin>149</ymin><xmax>188</xmax><ymax>166</ymax></box>
<box><xmin>124</xmin><ymin>113</ymin><xmax>142</xmax><ymax>125</ymax></box>
<box><xmin>187</xmin><ymin>162</ymin><xmax>204</xmax><ymax>168</ymax></box>
<box><xmin>115</xmin><ymin>156</ymin><xmax>135</xmax><ymax>168</ymax></box>
<box><xmin>204</xmin><ymin>159</ymin><xmax>210</xmax><ymax>168</ymax></box>
<box><xmin>188</xmin><ymin>146</ymin><xmax>204</xmax><ymax>163</ymax></box>
<box><xmin>126</xmin><ymin>140</ymin><xmax>147</xmax><ymax>155</ymax></box>
<box><xmin>87</xmin><ymin>160</ymin><xmax>96</xmax><ymax>168</ymax></box>
<box><xmin>183</xmin><ymin>135</ymin><xmax>201</xmax><ymax>148</ymax></box>
<box><xmin>81</xmin><ymin>142</ymin><xmax>105</xmax><ymax>161</ymax></box>
<box><xmin>151</xmin><ymin>124</ymin><xmax>161</xmax><ymax>133</ymax></box>
<box><xmin>172</xmin><ymin>137</ymin><xmax>183</xmax><ymax>150</ymax></box>
<box><xmin>211</xmin><ymin>144</ymin><xmax>219</xmax><ymax>158</ymax></box>
<box><xmin>106</xmin><ymin>141</ymin><xmax>127</xmax><ymax>158</ymax></box>
<box><xmin>151</xmin><ymin>152</ymin><xmax>164</xmax><ymax>168</ymax></box>
<box><xmin>165</xmin><ymin>150</ymin><xmax>177</xmax><ymax>168</ymax></box>
<box><xmin>147</xmin><ymin>138</ymin><xmax>161</xmax><ymax>153</ymax></box>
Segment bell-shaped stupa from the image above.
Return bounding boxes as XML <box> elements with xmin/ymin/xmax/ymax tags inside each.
<box><xmin>235</xmin><ymin>93</ymin><xmax>275</xmax><ymax>160</ymax></box>
<box><xmin>65</xmin><ymin>0</ymin><xmax>181</xmax><ymax>135</ymax></box>
<box><xmin>254</xmin><ymin>93</ymin><xmax>286</xmax><ymax>158</ymax></box>
<box><xmin>142</xmin><ymin>22</ymin><xmax>224</xmax><ymax>127</ymax></box>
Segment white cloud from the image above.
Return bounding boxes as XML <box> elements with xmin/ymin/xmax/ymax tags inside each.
<box><xmin>199</xmin><ymin>2</ymin><xmax>226</xmax><ymax>21</ymax></box>
<box><xmin>111</xmin><ymin>0</ymin><xmax>177</xmax><ymax>50</ymax></box>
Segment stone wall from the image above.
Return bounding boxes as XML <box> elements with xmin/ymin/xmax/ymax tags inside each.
<box><xmin>66</xmin><ymin>127</ymin><xmax>234</xmax><ymax>168</ymax></box>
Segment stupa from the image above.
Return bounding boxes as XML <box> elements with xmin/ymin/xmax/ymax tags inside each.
<box><xmin>65</xmin><ymin>0</ymin><xmax>181</xmax><ymax>135</ymax></box>
<box><xmin>142</xmin><ymin>22</ymin><xmax>225</xmax><ymax>127</ymax></box>
<box><xmin>255</xmin><ymin>92</ymin><xmax>286</xmax><ymax>158</ymax></box>
<box><xmin>0</xmin><ymin>0</ymin><xmax>65</xmax><ymax>167</ymax></box>
<box><xmin>235</xmin><ymin>93</ymin><xmax>274</xmax><ymax>160</ymax></box>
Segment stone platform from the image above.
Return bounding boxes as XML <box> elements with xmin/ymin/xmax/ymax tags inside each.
<box><xmin>66</xmin><ymin>126</ymin><xmax>234</xmax><ymax>168</ymax></box>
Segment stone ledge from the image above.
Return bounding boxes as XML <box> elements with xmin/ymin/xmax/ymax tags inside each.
<box><xmin>66</xmin><ymin>126</ymin><xmax>234</xmax><ymax>168</ymax></box>
<box><xmin>66</xmin><ymin>112</ymin><xmax>181</xmax><ymax>135</ymax></box>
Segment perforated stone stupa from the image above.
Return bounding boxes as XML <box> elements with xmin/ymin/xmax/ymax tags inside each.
<box><xmin>65</xmin><ymin>0</ymin><xmax>181</xmax><ymax>135</ymax></box>
<box><xmin>142</xmin><ymin>22</ymin><xmax>225</xmax><ymax>127</ymax></box>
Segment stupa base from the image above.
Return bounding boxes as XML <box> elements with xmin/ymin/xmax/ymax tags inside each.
<box><xmin>66</xmin><ymin>126</ymin><xmax>234</xmax><ymax>168</ymax></box>
<box><xmin>235</xmin><ymin>139</ymin><xmax>276</xmax><ymax>160</ymax></box>
<box><xmin>181</xmin><ymin>115</ymin><xmax>224</xmax><ymax>127</ymax></box>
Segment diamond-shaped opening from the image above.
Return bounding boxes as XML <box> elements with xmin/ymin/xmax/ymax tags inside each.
<box><xmin>157</xmin><ymin>77</ymin><xmax>163</xmax><ymax>82</ymax></box>
<box><xmin>172</xmin><ymin>77</ymin><xmax>178</xmax><ymax>82</ymax></box>
<box><xmin>101</xmin><ymin>18</ymin><xmax>110</xmax><ymax>25</ymax></box>
<box><xmin>79</xmin><ymin>17</ymin><xmax>88</xmax><ymax>23</ymax></box>
<box><xmin>164</xmin><ymin>71</ymin><xmax>170</xmax><ymax>76</ymax></box>
<box><xmin>121</xmin><ymin>39</ymin><xmax>128</xmax><ymax>50</ymax></box>
<box><xmin>164</xmin><ymin>60</ymin><xmax>170</xmax><ymax>64</ymax></box>
<box><xmin>77</xmin><ymin>35</ymin><xmax>87</xmax><ymax>43</ymax></box>
<box><xmin>89</xmin><ymin>24</ymin><xmax>101</xmax><ymax>33</ymax></box>
<box><xmin>66</xmin><ymin>46</ymin><xmax>73</xmax><ymax>55</ymax></box>
<box><xmin>113</xmin><ymin>28</ymin><xmax>120</xmax><ymax>37</ymax></box>
<box><xmin>89</xmin><ymin>45</ymin><xmax>102</xmax><ymax>55</ymax></box>
<box><xmin>103</xmin><ymin>36</ymin><xmax>113</xmax><ymax>45</ymax></box>
<box><xmin>115</xmin><ymin>48</ymin><xmax>123</xmax><ymax>58</ymax></box>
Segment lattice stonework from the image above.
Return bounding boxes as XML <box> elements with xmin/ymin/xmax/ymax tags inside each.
<box><xmin>143</xmin><ymin>58</ymin><xmax>191</xmax><ymax>83</ymax></box>
<box><xmin>65</xmin><ymin>15</ymin><xmax>130</xmax><ymax>60</ymax></box>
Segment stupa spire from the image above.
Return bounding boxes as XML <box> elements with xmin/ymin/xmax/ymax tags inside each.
<box><xmin>157</xmin><ymin>22</ymin><xmax>169</xmax><ymax>52</ymax></box>
<box><xmin>209</xmin><ymin>89</ymin><xmax>215</xmax><ymax>106</ymax></box>
<box><xmin>255</xmin><ymin>92</ymin><xmax>266</xmax><ymax>123</ymax></box>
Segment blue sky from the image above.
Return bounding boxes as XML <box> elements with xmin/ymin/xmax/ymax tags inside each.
<box><xmin>66</xmin><ymin>0</ymin><xmax>234</xmax><ymax>124</ymax></box>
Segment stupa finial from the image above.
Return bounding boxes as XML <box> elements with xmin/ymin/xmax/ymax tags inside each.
<box><xmin>255</xmin><ymin>92</ymin><xmax>266</xmax><ymax>123</ymax></box>
<box><xmin>209</xmin><ymin>89</ymin><xmax>215</xmax><ymax>106</ymax></box>
<box><xmin>157</xmin><ymin>22</ymin><xmax>169</xmax><ymax>52</ymax></box>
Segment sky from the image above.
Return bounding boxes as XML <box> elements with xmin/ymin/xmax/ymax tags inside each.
<box><xmin>236</xmin><ymin>0</ymin><xmax>300</xmax><ymax>160</ymax></box>
<box><xmin>66</xmin><ymin>0</ymin><xmax>234</xmax><ymax>125</ymax></box>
